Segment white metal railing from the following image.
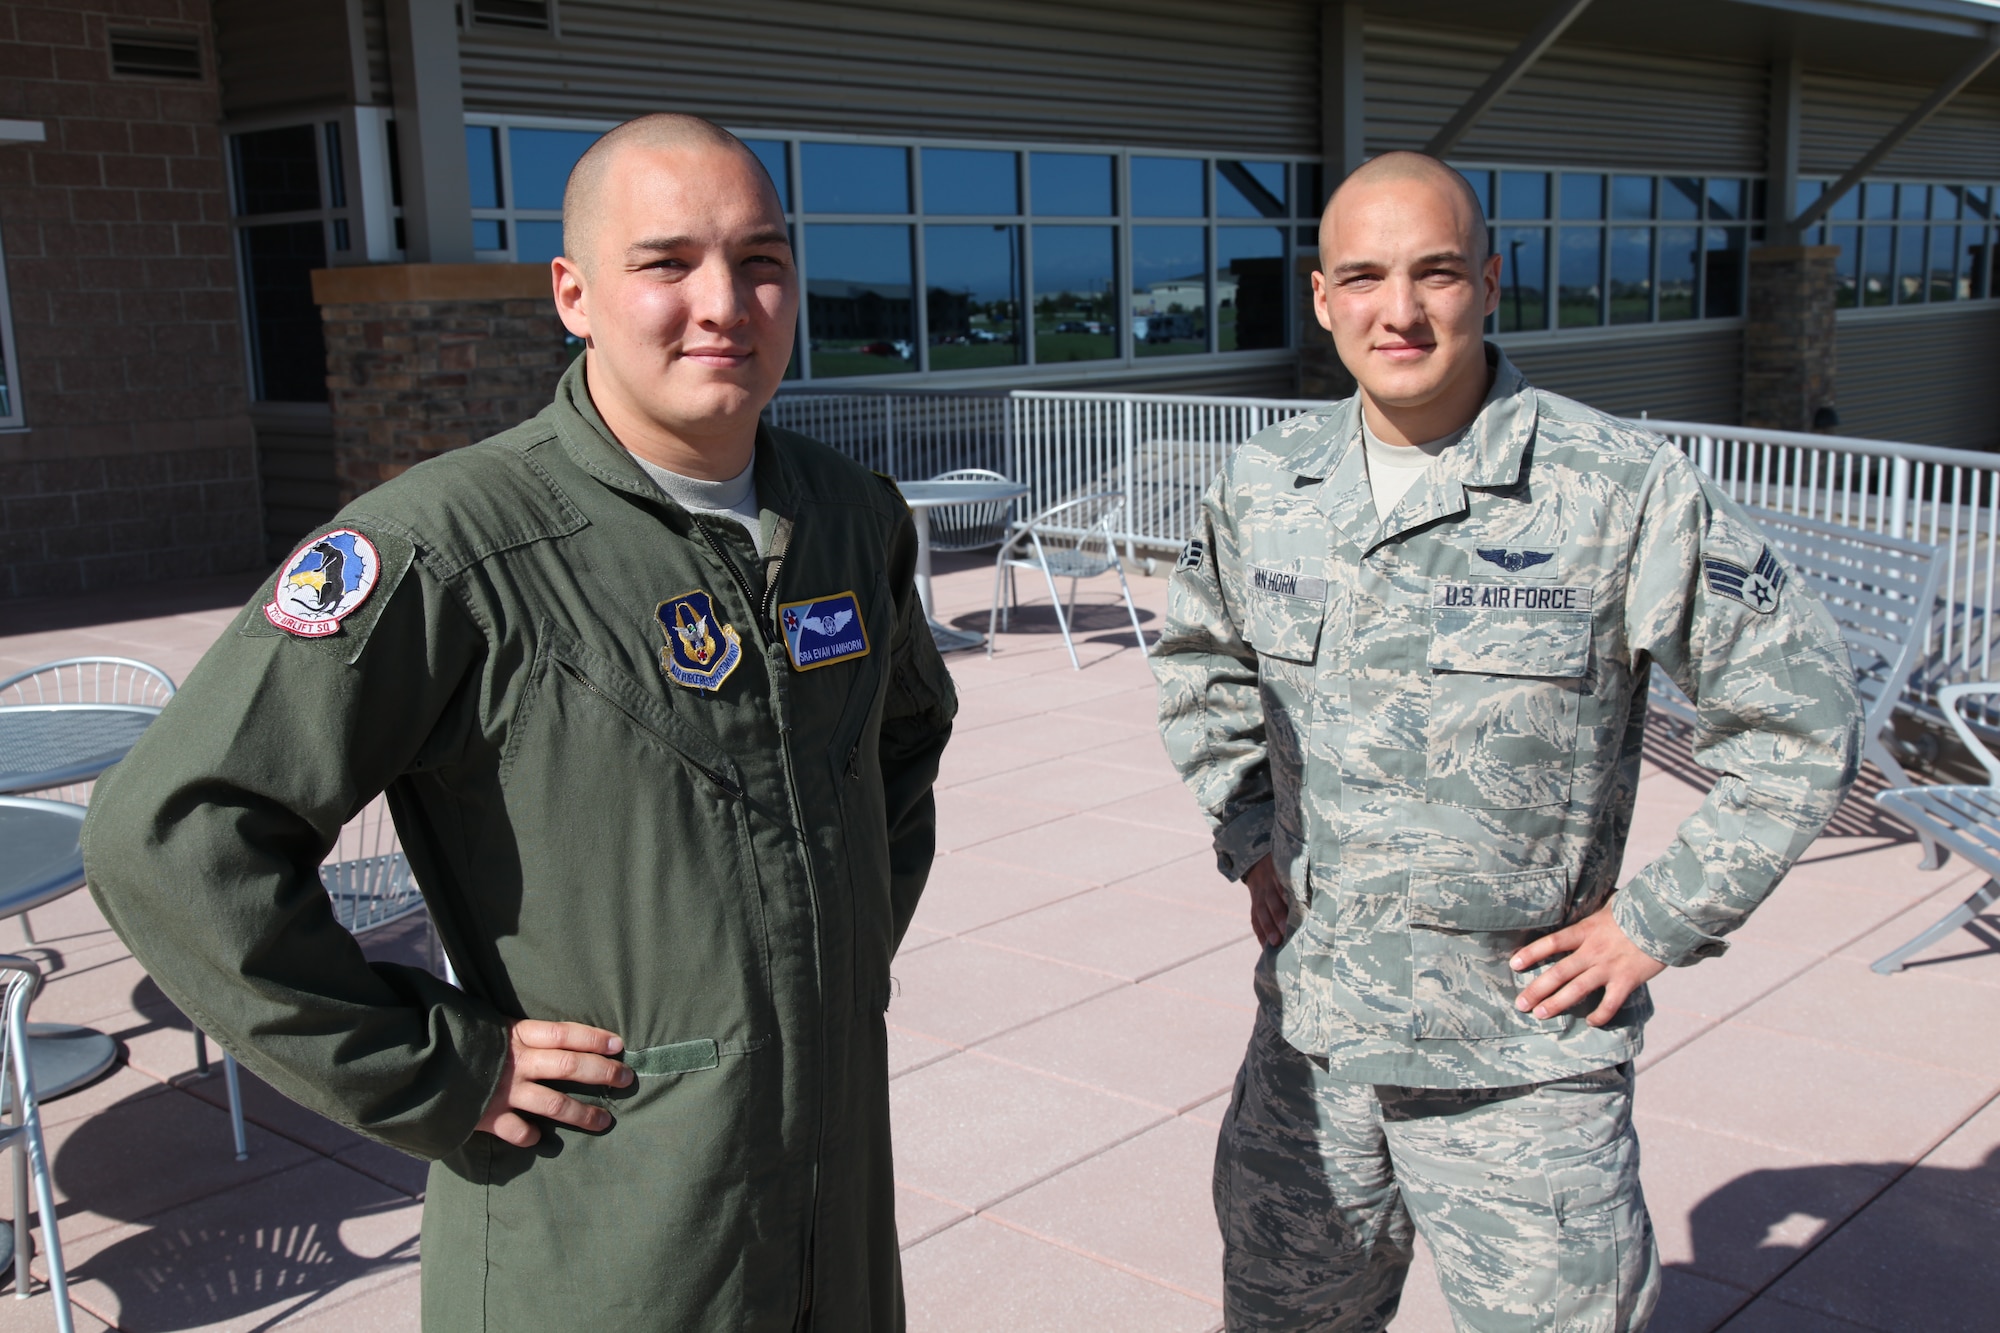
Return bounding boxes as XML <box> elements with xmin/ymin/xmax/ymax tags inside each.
<box><xmin>769</xmin><ymin>389</ymin><xmax>2000</xmax><ymax>712</ymax></box>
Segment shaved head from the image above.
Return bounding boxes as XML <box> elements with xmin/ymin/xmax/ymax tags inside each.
<box><xmin>1320</xmin><ymin>151</ymin><xmax>1488</xmax><ymax>273</ymax></box>
<box><xmin>563</xmin><ymin>113</ymin><xmax>781</xmax><ymax>272</ymax></box>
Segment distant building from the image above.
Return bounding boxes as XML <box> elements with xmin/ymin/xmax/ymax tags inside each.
<box><xmin>3</xmin><ymin>0</ymin><xmax>1999</xmax><ymax>596</ymax></box>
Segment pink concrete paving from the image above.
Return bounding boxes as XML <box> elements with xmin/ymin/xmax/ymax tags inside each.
<box><xmin>0</xmin><ymin>551</ymin><xmax>1997</xmax><ymax>1331</ymax></box>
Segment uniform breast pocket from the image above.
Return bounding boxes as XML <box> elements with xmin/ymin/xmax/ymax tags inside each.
<box><xmin>1426</xmin><ymin>605</ymin><xmax>1590</xmax><ymax>809</ymax></box>
<box><xmin>1245</xmin><ymin>590</ymin><xmax>1326</xmax><ymax>665</ymax></box>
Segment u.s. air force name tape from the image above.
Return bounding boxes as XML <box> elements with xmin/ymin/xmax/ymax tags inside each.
<box><xmin>1250</xmin><ymin>566</ymin><xmax>1327</xmax><ymax>602</ymax></box>
<box><xmin>1433</xmin><ymin>582</ymin><xmax>1593</xmax><ymax>612</ymax></box>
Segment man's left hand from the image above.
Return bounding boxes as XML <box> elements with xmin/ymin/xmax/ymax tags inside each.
<box><xmin>1509</xmin><ymin>904</ymin><xmax>1667</xmax><ymax>1027</ymax></box>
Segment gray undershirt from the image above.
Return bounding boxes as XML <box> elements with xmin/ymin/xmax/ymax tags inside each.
<box><xmin>1361</xmin><ymin>414</ymin><xmax>1469</xmax><ymax>523</ymax></box>
<box><xmin>634</xmin><ymin>452</ymin><xmax>764</xmax><ymax>556</ymax></box>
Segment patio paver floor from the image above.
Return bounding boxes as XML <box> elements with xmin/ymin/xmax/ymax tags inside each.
<box><xmin>0</xmin><ymin>551</ymin><xmax>1996</xmax><ymax>1330</ymax></box>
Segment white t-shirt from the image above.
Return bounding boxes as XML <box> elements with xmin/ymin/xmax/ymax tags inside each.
<box><xmin>634</xmin><ymin>451</ymin><xmax>763</xmax><ymax>555</ymax></box>
<box><xmin>1362</xmin><ymin>414</ymin><xmax>1468</xmax><ymax>523</ymax></box>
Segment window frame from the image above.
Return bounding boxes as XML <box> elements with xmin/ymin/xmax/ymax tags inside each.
<box><xmin>1796</xmin><ymin>175</ymin><xmax>2000</xmax><ymax>315</ymax></box>
<box><xmin>461</xmin><ymin>113</ymin><xmax>1316</xmax><ymax>385</ymax></box>
<box><xmin>0</xmin><ymin>216</ymin><xmax>22</xmax><ymax>429</ymax></box>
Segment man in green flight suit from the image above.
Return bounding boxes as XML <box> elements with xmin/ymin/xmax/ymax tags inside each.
<box><xmin>1152</xmin><ymin>152</ymin><xmax>1862</xmax><ymax>1329</ymax></box>
<box><xmin>83</xmin><ymin>114</ymin><xmax>956</xmax><ymax>1330</ymax></box>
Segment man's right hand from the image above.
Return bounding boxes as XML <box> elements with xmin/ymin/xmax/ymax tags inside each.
<box><xmin>476</xmin><ymin>1019</ymin><xmax>632</xmax><ymax>1147</ymax></box>
<box><xmin>1244</xmin><ymin>854</ymin><xmax>1291</xmax><ymax>948</ymax></box>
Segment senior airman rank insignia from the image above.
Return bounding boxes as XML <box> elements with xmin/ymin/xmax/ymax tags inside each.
<box><xmin>778</xmin><ymin>591</ymin><xmax>870</xmax><ymax>671</ymax></box>
<box><xmin>1705</xmin><ymin>546</ymin><xmax>1786</xmax><ymax>614</ymax></box>
<box><xmin>657</xmin><ymin>590</ymin><xmax>743</xmax><ymax>691</ymax></box>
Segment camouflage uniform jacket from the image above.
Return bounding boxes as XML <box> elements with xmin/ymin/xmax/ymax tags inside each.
<box><xmin>1153</xmin><ymin>349</ymin><xmax>1861</xmax><ymax>1088</ymax></box>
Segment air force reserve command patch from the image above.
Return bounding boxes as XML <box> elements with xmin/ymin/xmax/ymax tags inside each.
<box><xmin>264</xmin><ymin>529</ymin><xmax>382</xmax><ymax>637</ymax></box>
<box><xmin>779</xmin><ymin>592</ymin><xmax>870</xmax><ymax>671</ymax></box>
<box><xmin>657</xmin><ymin>590</ymin><xmax>744</xmax><ymax>691</ymax></box>
<box><xmin>1706</xmin><ymin>546</ymin><xmax>1787</xmax><ymax>614</ymax></box>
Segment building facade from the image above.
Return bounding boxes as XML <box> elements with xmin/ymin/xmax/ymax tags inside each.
<box><xmin>3</xmin><ymin>0</ymin><xmax>1999</xmax><ymax>596</ymax></box>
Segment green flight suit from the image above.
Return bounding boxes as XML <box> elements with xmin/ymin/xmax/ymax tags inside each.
<box><xmin>81</xmin><ymin>358</ymin><xmax>958</xmax><ymax>1331</ymax></box>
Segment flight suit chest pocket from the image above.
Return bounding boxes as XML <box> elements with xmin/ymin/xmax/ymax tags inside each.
<box><xmin>1243</xmin><ymin>571</ymin><xmax>1329</xmax><ymax>665</ymax></box>
<box><xmin>1408</xmin><ymin>864</ymin><xmax>1570</xmax><ymax>1040</ymax></box>
<box><xmin>1426</xmin><ymin>596</ymin><xmax>1590</xmax><ymax>810</ymax></box>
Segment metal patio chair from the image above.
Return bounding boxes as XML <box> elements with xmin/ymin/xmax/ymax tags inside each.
<box><xmin>988</xmin><ymin>492</ymin><xmax>1148</xmax><ymax>670</ymax></box>
<box><xmin>0</xmin><ymin>657</ymin><xmax>177</xmax><ymax>816</ymax></box>
<box><xmin>0</xmin><ymin>954</ymin><xmax>75</xmax><ymax>1331</ymax></box>
<box><xmin>924</xmin><ymin>468</ymin><xmax>1017</xmax><ymax>553</ymax></box>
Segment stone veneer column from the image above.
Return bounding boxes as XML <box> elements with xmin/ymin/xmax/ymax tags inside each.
<box><xmin>1744</xmin><ymin>245</ymin><xmax>1841</xmax><ymax>433</ymax></box>
<box><xmin>310</xmin><ymin>264</ymin><xmax>573</xmax><ymax>505</ymax></box>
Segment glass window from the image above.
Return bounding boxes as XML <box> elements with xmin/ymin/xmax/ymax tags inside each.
<box><xmin>1897</xmin><ymin>184</ymin><xmax>1929</xmax><ymax>221</ymax></box>
<box><xmin>924</xmin><ymin>224</ymin><xmax>1023</xmax><ymax>369</ymax></box>
<box><xmin>1933</xmin><ymin>185</ymin><xmax>1963</xmax><ymax>222</ymax></box>
<box><xmin>240</xmin><ymin>222</ymin><xmax>329</xmax><ymax>402</ymax></box>
<box><xmin>1931</xmin><ymin>226</ymin><xmax>1960</xmax><ymax>302</ymax></box>
<box><xmin>1558</xmin><ymin>227</ymin><xmax>1603</xmax><ymax>327</ymax></box>
<box><xmin>1706</xmin><ymin>179</ymin><xmax>1744</xmax><ymax>222</ymax></box>
<box><xmin>805</xmin><ymin>224</ymin><xmax>915</xmax><ymax>375</ymax></box>
<box><xmin>232</xmin><ymin>125</ymin><xmax>320</xmax><ymax>215</ymax></box>
<box><xmin>1896</xmin><ymin>225</ymin><xmax>1928</xmax><ymax>302</ymax></box>
<box><xmin>1829</xmin><ymin>185</ymin><xmax>1860</xmax><ymax>222</ymax></box>
<box><xmin>509</xmin><ymin>128</ymin><xmax>599</xmax><ymax>211</ymax></box>
<box><xmin>1702</xmin><ymin>227</ymin><xmax>1743</xmax><ymax>318</ymax></box>
<box><xmin>1032</xmin><ymin>225</ymin><xmax>1116</xmax><ymax>361</ymax></box>
<box><xmin>1218</xmin><ymin>227</ymin><xmax>1286</xmax><ymax>350</ymax></box>
<box><xmin>1458</xmin><ymin>168</ymin><xmax>1493</xmax><ymax>218</ymax></box>
<box><xmin>1609</xmin><ymin>227</ymin><xmax>1652</xmax><ymax>324</ymax></box>
<box><xmin>1296</xmin><ymin>163</ymin><xmax>1325</xmax><ymax>218</ymax></box>
<box><xmin>1561</xmin><ymin>174</ymin><xmax>1603</xmax><ymax>221</ymax></box>
<box><xmin>1830</xmin><ymin>226</ymin><xmax>1860</xmax><ymax>308</ymax></box>
<box><xmin>1610</xmin><ymin>175</ymin><xmax>1653</xmax><ymax>221</ymax></box>
<box><xmin>1661</xmin><ymin>178</ymin><xmax>1701</xmax><ymax>222</ymax></box>
<box><xmin>1499</xmin><ymin>172</ymin><xmax>1548</xmax><ymax>220</ymax></box>
<box><xmin>1658</xmin><ymin>226</ymin><xmax>1698</xmax><ymax>320</ymax></box>
<box><xmin>472</xmin><ymin>218</ymin><xmax>506</xmax><ymax>251</ymax></box>
<box><xmin>466</xmin><ymin>126</ymin><xmax>501</xmax><ymax>209</ymax></box>
<box><xmin>517</xmin><ymin>219</ymin><xmax>563</xmax><ymax>265</ymax></box>
<box><xmin>1861</xmin><ymin>226</ymin><xmax>1892</xmax><ymax>306</ymax></box>
<box><xmin>922</xmin><ymin>148</ymin><xmax>1017</xmax><ymax>216</ymax></box>
<box><xmin>802</xmin><ymin>143</ymin><xmax>909</xmax><ymax>214</ymax></box>
<box><xmin>743</xmin><ymin>139</ymin><xmax>790</xmax><ymax>212</ymax></box>
<box><xmin>1965</xmin><ymin>186</ymin><xmax>1992</xmax><ymax>223</ymax></box>
<box><xmin>1132</xmin><ymin>226</ymin><xmax>1207</xmax><ymax>356</ymax></box>
<box><xmin>1131</xmin><ymin>157</ymin><xmax>1204</xmax><ymax>218</ymax></box>
<box><xmin>1217</xmin><ymin>161</ymin><xmax>1287</xmax><ymax>218</ymax></box>
<box><xmin>1496</xmin><ymin>227</ymin><xmax>1548</xmax><ymax>331</ymax></box>
<box><xmin>1031</xmin><ymin>153</ymin><xmax>1114</xmax><ymax>216</ymax></box>
<box><xmin>1975</xmin><ymin>226</ymin><xmax>1996</xmax><ymax>300</ymax></box>
<box><xmin>1864</xmin><ymin>182</ymin><xmax>1896</xmax><ymax>221</ymax></box>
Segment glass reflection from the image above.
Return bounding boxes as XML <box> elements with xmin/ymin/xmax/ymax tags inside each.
<box><xmin>1830</xmin><ymin>226</ymin><xmax>1860</xmax><ymax>308</ymax></box>
<box><xmin>1611</xmin><ymin>176</ymin><xmax>1652</xmax><ymax>221</ymax></box>
<box><xmin>466</xmin><ymin>126</ymin><xmax>501</xmax><ymax>209</ymax></box>
<box><xmin>1131</xmin><ymin>226</ymin><xmax>1207</xmax><ymax>356</ymax></box>
<box><xmin>925</xmin><ymin>225</ymin><xmax>1022</xmax><ymax>369</ymax></box>
<box><xmin>805</xmin><ymin>224</ymin><xmax>915</xmax><ymax>376</ymax></box>
<box><xmin>233</xmin><ymin>125</ymin><xmax>320</xmax><ymax>215</ymax></box>
<box><xmin>240</xmin><ymin>222</ymin><xmax>329</xmax><ymax>401</ymax></box>
<box><xmin>803</xmin><ymin>143</ymin><xmax>909</xmax><ymax>214</ymax></box>
<box><xmin>1559</xmin><ymin>228</ymin><xmax>1603</xmax><ymax>326</ymax></box>
<box><xmin>1829</xmin><ymin>186</ymin><xmax>1859</xmax><ymax>222</ymax></box>
<box><xmin>1706</xmin><ymin>179</ymin><xmax>1744</xmax><ymax>221</ymax></box>
<box><xmin>1032</xmin><ymin>225</ymin><xmax>1116</xmax><ymax>361</ymax></box>
<box><xmin>1297</xmin><ymin>163</ymin><xmax>1326</xmax><ymax>218</ymax></box>
<box><xmin>1497</xmin><ymin>227</ymin><xmax>1548</xmax><ymax>331</ymax></box>
<box><xmin>472</xmin><ymin>219</ymin><xmax>506</xmax><ymax>251</ymax></box>
<box><xmin>510</xmin><ymin>128</ymin><xmax>600</xmax><ymax>210</ymax></box>
<box><xmin>1896</xmin><ymin>226</ymin><xmax>1927</xmax><ymax>302</ymax></box>
<box><xmin>516</xmin><ymin>220</ymin><xmax>563</xmax><ymax>265</ymax></box>
<box><xmin>1500</xmin><ymin>172</ymin><xmax>1549</xmax><ymax>219</ymax></box>
<box><xmin>1458</xmin><ymin>169</ymin><xmax>1493</xmax><ymax>218</ymax></box>
<box><xmin>1931</xmin><ymin>226</ymin><xmax>1960</xmax><ymax>301</ymax></box>
<box><xmin>1217</xmin><ymin>162</ymin><xmax>1287</xmax><ymax>218</ymax></box>
<box><xmin>1864</xmin><ymin>183</ymin><xmax>1895</xmax><ymax>221</ymax></box>
<box><xmin>1662</xmin><ymin>178</ymin><xmax>1701</xmax><ymax>222</ymax></box>
<box><xmin>922</xmin><ymin>148</ymin><xmax>1017</xmax><ymax>216</ymax></box>
<box><xmin>1897</xmin><ymin>185</ymin><xmax>1929</xmax><ymax>221</ymax></box>
<box><xmin>1861</xmin><ymin>227</ymin><xmax>1892</xmax><ymax>306</ymax></box>
<box><xmin>743</xmin><ymin>139</ymin><xmax>790</xmax><ymax>212</ymax></box>
<box><xmin>1933</xmin><ymin>185</ymin><xmax>1961</xmax><ymax>221</ymax></box>
<box><xmin>1218</xmin><ymin>227</ymin><xmax>1285</xmax><ymax>349</ymax></box>
<box><xmin>1609</xmin><ymin>227</ymin><xmax>1652</xmax><ymax>323</ymax></box>
<box><xmin>1132</xmin><ymin>158</ymin><xmax>1204</xmax><ymax>218</ymax></box>
<box><xmin>1702</xmin><ymin>228</ymin><xmax>1743</xmax><ymax>317</ymax></box>
<box><xmin>1658</xmin><ymin>226</ymin><xmax>1698</xmax><ymax>320</ymax></box>
<box><xmin>1031</xmin><ymin>154</ymin><xmax>1114</xmax><ymax>216</ymax></box>
<box><xmin>1561</xmin><ymin>174</ymin><xmax>1603</xmax><ymax>221</ymax></box>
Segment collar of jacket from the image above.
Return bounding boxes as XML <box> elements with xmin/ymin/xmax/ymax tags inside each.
<box><xmin>545</xmin><ymin>354</ymin><xmax>805</xmax><ymax>521</ymax></box>
<box><xmin>1280</xmin><ymin>344</ymin><xmax>1536</xmax><ymax>549</ymax></box>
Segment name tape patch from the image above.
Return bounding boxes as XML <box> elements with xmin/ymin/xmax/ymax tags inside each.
<box><xmin>1434</xmin><ymin>582</ymin><xmax>1593</xmax><ymax>613</ymax></box>
<box><xmin>780</xmin><ymin>591</ymin><xmax>871</xmax><ymax>671</ymax></box>
<box><xmin>1705</xmin><ymin>547</ymin><xmax>1786</xmax><ymax>614</ymax></box>
<box><xmin>658</xmin><ymin>589</ymin><xmax>744</xmax><ymax>691</ymax></box>
<box><xmin>264</xmin><ymin>528</ymin><xmax>382</xmax><ymax>637</ymax></box>
<box><xmin>1250</xmin><ymin>566</ymin><xmax>1327</xmax><ymax>603</ymax></box>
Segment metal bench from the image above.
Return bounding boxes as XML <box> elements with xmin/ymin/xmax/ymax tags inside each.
<box><xmin>1873</xmin><ymin>683</ymin><xmax>2000</xmax><ymax>973</ymax></box>
<box><xmin>1648</xmin><ymin>505</ymin><xmax>1945</xmax><ymax>868</ymax></box>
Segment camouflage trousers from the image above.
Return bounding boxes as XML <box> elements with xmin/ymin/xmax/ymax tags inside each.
<box><xmin>1215</xmin><ymin>965</ymin><xmax>1660</xmax><ymax>1331</ymax></box>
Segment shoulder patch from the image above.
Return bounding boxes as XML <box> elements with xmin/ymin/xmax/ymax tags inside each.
<box><xmin>1706</xmin><ymin>546</ymin><xmax>1786</xmax><ymax>614</ymax></box>
<box><xmin>1176</xmin><ymin>537</ymin><xmax>1207</xmax><ymax>573</ymax></box>
<box><xmin>264</xmin><ymin>529</ymin><xmax>383</xmax><ymax>637</ymax></box>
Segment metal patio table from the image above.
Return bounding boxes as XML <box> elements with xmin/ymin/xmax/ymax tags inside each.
<box><xmin>899</xmin><ymin>478</ymin><xmax>1031</xmax><ymax>653</ymax></box>
<box><xmin>0</xmin><ymin>704</ymin><xmax>159</xmax><ymax>797</ymax></box>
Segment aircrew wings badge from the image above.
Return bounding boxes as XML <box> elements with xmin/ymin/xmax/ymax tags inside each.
<box><xmin>1705</xmin><ymin>546</ymin><xmax>1786</xmax><ymax>614</ymax></box>
<box><xmin>779</xmin><ymin>591</ymin><xmax>870</xmax><ymax>671</ymax></box>
<box><xmin>264</xmin><ymin>528</ymin><xmax>381</xmax><ymax>637</ymax></box>
<box><xmin>657</xmin><ymin>590</ymin><xmax>744</xmax><ymax>691</ymax></box>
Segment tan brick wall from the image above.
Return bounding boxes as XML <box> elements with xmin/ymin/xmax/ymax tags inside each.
<box><xmin>0</xmin><ymin>0</ymin><xmax>261</xmax><ymax>598</ymax></box>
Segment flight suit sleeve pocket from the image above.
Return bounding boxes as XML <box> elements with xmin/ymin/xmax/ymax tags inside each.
<box><xmin>1244</xmin><ymin>591</ymin><xmax>1325</xmax><ymax>664</ymax></box>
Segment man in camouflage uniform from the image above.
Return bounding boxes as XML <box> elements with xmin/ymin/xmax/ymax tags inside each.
<box><xmin>1153</xmin><ymin>152</ymin><xmax>1861</xmax><ymax>1330</ymax></box>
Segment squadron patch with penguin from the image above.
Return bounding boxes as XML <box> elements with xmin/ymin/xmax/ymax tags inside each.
<box><xmin>657</xmin><ymin>590</ymin><xmax>744</xmax><ymax>691</ymax></box>
<box><xmin>264</xmin><ymin>529</ymin><xmax>382</xmax><ymax>637</ymax></box>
